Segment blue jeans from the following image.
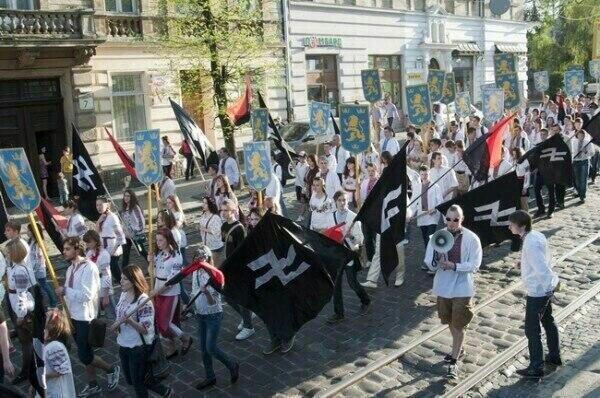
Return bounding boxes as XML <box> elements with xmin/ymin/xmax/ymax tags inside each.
<box><xmin>36</xmin><ymin>277</ymin><xmax>57</xmax><ymax>307</ymax></box>
<box><xmin>119</xmin><ymin>345</ymin><xmax>169</xmax><ymax>398</ymax></box>
<box><xmin>573</xmin><ymin>159</ymin><xmax>589</xmax><ymax>200</ymax></box>
<box><xmin>196</xmin><ymin>312</ymin><xmax>235</xmax><ymax>380</ymax></box>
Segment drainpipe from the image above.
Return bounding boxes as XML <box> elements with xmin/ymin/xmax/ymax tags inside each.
<box><xmin>281</xmin><ymin>0</ymin><xmax>294</xmax><ymax>122</ymax></box>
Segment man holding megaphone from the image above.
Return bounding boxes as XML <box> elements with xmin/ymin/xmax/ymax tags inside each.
<box><xmin>424</xmin><ymin>205</ymin><xmax>482</xmax><ymax>380</ymax></box>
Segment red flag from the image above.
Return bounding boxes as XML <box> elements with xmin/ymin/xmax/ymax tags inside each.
<box><xmin>486</xmin><ymin>114</ymin><xmax>514</xmax><ymax>169</ymax></box>
<box><xmin>323</xmin><ymin>223</ymin><xmax>346</xmax><ymax>244</ymax></box>
<box><xmin>165</xmin><ymin>259</ymin><xmax>225</xmax><ymax>290</ymax></box>
<box><xmin>104</xmin><ymin>127</ymin><xmax>137</xmax><ymax>178</ymax></box>
<box><xmin>35</xmin><ymin>198</ymin><xmax>67</xmax><ymax>251</ymax></box>
<box><xmin>227</xmin><ymin>76</ymin><xmax>252</xmax><ymax>126</ymax></box>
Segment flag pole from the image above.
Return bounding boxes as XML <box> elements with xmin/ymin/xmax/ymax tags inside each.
<box><xmin>257</xmin><ymin>190</ymin><xmax>263</xmax><ymax>213</ymax></box>
<box><xmin>147</xmin><ymin>186</ymin><xmax>155</xmax><ymax>289</ymax></box>
<box><xmin>28</xmin><ymin>213</ymin><xmax>71</xmax><ymax>319</ymax></box>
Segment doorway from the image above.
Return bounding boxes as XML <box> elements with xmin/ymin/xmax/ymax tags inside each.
<box><xmin>306</xmin><ymin>54</ymin><xmax>340</xmax><ymax>116</ymax></box>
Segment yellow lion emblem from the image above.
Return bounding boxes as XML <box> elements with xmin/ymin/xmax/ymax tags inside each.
<box><xmin>346</xmin><ymin>115</ymin><xmax>366</xmax><ymax>141</ymax></box>
<box><xmin>568</xmin><ymin>76</ymin><xmax>581</xmax><ymax>93</ymax></box>
<box><xmin>457</xmin><ymin>97</ymin><xmax>469</xmax><ymax>114</ymax></box>
<box><xmin>429</xmin><ymin>76</ymin><xmax>440</xmax><ymax>95</ymax></box>
<box><xmin>249</xmin><ymin>152</ymin><xmax>268</xmax><ymax>181</ymax></box>
<box><xmin>486</xmin><ymin>93</ymin><xmax>501</xmax><ymax>114</ymax></box>
<box><xmin>411</xmin><ymin>93</ymin><xmax>427</xmax><ymax>116</ymax></box>
<box><xmin>364</xmin><ymin>76</ymin><xmax>379</xmax><ymax>98</ymax></box>
<box><xmin>502</xmin><ymin>81</ymin><xmax>516</xmax><ymax>101</ymax></box>
<box><xmin>140</xmin><ymin>141</ymin><xmax>158</xmax><ymax>175</ymax></box>
<box><xmin>6</xmin><ymin>161</ymin><xmax>35</xmax><ymax>199</ymax></box>
<box><xmin>313</xmin><ymin>109</ymin><xmax>325</xmax><ymax>130</ymax></box>
<box><xmin>497</xmin><ymin>59</ymin><xmax>511</xmax><ymax>75</ymax></box>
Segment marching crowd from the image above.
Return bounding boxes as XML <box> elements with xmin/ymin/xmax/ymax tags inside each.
<box><xmin>0</xmin><ymin>92</ymin><xmax>598</xmax><ymax>397</ymax></box>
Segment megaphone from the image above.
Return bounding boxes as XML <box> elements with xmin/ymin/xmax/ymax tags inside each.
<box><xmin>431</xmin><ymin>229</ymin><xmax>454</xmax><ymax>253</ymax></box>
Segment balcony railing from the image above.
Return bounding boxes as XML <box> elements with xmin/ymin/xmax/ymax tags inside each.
<box><xmin>106</xmin><ymin>15</ymin><xmax>143</xmax><ymax>39</ymax></box>
<box><xmin>0</xmin><ymin>8</ymin><xmax>96</xmax><ymax>41</ymax></box>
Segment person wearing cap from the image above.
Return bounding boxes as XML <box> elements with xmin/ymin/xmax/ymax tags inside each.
<box><xmin>331</xmin><ymin>134</ymin><xmax>350</xmax><ymax>184</ymax></box>
<box><xmin>191</xmin><ymin>245</ymin><xmax>240</xmax><ymax>390</ymax></box>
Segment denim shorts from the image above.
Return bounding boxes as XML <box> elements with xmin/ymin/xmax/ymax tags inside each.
<box><xmin>72</xmin><ymin>319</ymin><xmax>95</xmax><ymax>365</ymax></box>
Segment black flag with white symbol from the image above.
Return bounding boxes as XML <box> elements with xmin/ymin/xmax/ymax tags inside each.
<box><xmin>519</xmin><ymin>133</ymin><xmax>573</xmax><ymax>186</ymax></box>
<box><xmin>355</xmin><ymin>142</ymin><xmax>408</xmax><ymax>284</ymax></box>
<box><xmin>437</xmin><ymin>172</ymin><xmax>521</xmax><ymax>247</ymax></box>
<box><xmin>221</xmin><ymin>212</ymin><xmax>356</xmax><ymax>341</ymax></box>
<box><xmin>72</xmin><ymin>124</ymin><xmax>108</xmax><ymax>221</ymax></box>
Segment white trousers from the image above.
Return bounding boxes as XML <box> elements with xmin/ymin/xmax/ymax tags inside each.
<box><xmin>366</xmin><ymin>234</ymin><xmax>405</xmax><ymax>284</ymax></box>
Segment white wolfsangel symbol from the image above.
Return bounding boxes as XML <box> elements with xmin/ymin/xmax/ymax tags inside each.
<box><xmin>539</xmin><ymin>148</ymin><xmax>566</xmax><ymax>162</ymax></box>
<box><xmin>247</xmin><ymin>246</ymin><xmax>311</xmax><ymax>289</ymax></box>
<box><xmin>473</xmin><ymin>200</ymin><xmax>516</xmax><ymax>227</ymax></box>
<box><xmin>73</xmin><ymin>156</ymin><xmax>97</xmax><ymax>191</ymax></box>
<box><xmin>381</xmin><ymin>186</ymin><xmax>402</xmax><ymax>233</ymax></box>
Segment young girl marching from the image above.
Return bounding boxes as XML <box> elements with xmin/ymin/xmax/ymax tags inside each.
<box><xmin>83</xmin><ymin>230</ymin><xmax>116</xmax><ymax>319</ymax></box>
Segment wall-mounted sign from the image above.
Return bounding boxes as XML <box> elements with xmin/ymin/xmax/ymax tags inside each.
<box><xmin>302</xmin><ymin>35</ymin><xmax>342</xmax><ymax>48</ymax></box>
<box><xmin>78</xmin><ymin>93</ymin><xmax>94</xmax><ymax>111</ymax></box>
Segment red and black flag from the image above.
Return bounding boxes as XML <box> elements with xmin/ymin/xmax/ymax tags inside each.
<box><xmin>72</xmin><ymin>124</ymin><xmax>108</xmax><ymax>221</ymax></box>
<box><xmin>35</xmin><ymin>198</ymin><xmax>67</xmax><ymax>252</ymax></box>
<box><xmin>227</xmin><ymin>76</ymin><xmax>252</xmax><ymax>126</ymax></box>
<box><xmin>105</xmin><ymin>127</ymin><xmax>136</xmax><ymax>179</ymax></box>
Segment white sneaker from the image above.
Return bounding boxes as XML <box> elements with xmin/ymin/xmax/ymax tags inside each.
<box><xmin>106</xmin><ymin>365</ymin><xmax>120</xmax><ymax>391</ymax></box>
<box><xmin>360</xmin><ymin>281</ymin><xmax>378</xmax><ymax>289</ymax></box>
<box><xmin>77</xmin><ymin>384</ymin><xmax>102</xmax><ymax>397</ymax></box>
<box><xmin>236</xmin><ymin>328</ymin><xmax>255</xmax><ymax>340</ymax></box>
<box><xmin>237</xmin><ymin>320</ymin><xmax>244</xmax><ymax>331</ymax></box>
<box><xmin>394</xmin><ymin>278</ymin><xmax>404</xmax><ymax>287</ymax></box>
<box><xmin>421</xmin><ymin>264</ymin><xmax>429</xmax><ymax>270</ymax></box>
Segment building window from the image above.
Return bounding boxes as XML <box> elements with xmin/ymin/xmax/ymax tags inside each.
<box><xmin>111</xmin><ymin>73</ymin><xmax>147</xmax><ymax>141</ymax></box>
<box><xmin>368</xmin><ymin>55</ymin><xmax>402</xmax><ymax>106</ymax></box>
<box><xmin>451</xmin><ymin>53</ymin><xmax>474</xmax><ymax>98</ymax></box>
<box><xmin>337</xmin><ymin>0</ymin><xmax>356</xmax><ymax>5</ymax></box>
<box><xmin>381</xmin><ymin>0</ymin><xmax>393</xmax><ymax>9</ymax></box>
<box><xmin>306</xmin><ymin>55</ymin><xmax>339</xmax><ymax>115</ymax></box>
<box><xmin>0</xmin><ymin>0</ymin><xmax>34</xmax><ymax>9</ymax></box>
<box><xmin>105</xmin><ymin>0</ymin><xmax>136</xmax><ymax>13</ymax></box>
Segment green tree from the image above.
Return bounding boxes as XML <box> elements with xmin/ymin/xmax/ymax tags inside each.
<box><xmin>156</xmin><ymin>0</ymin><xmax>280</xmax><ymax>155</ymax></box>
<box><xmin>526</xmin><ymin>0</ymin><xmax>600</xmax><ymax>94</ymax></box>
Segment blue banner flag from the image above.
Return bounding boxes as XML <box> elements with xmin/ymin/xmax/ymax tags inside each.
<box><xmin>441</xmin><ymin>73</ymin><xmax>456</xmax><ymax>105</ymax></box>
<box><xmin>493</xmin><ymin>53</ymin><xmax>516</xmax><ymax>77</ymax></box>
<box><xmin>589</xmin><ymin>60</ymin><xmax>600</xmax><ymax>80</ymax></box>
<box><xmin>455</xmin><ymin>92</ymin><xmax>472</xmax><ymax>118</ymax></box>
<box><xmin>482</xmin><ymin>88</ymin><xmax>505</xmax><ymax>122</ymax></box>
<box><xmin>339</xmin><ymin>104</ymin><xmax>371</xmax><ymax>154</ymax></box>
<box><xmin>243</xmin><ymin>141</ymin><xmax>272</xmax><ymax>190</ymax></box>
<box><xmin>309</xmin><ymin>101</ymin><xmax>331</xmax><ymax>136</ymax></box>
<box><xmin>405</xmin><ymin>84</ymin><xmax>433</xmax><ymax>125</ymax></box>
<box><xmin>361</xmin><ymin>69</ymin><xmax>382</xmax><ymax>103</ymax></box>
<box><xmin>427</xmin><ymin>69</ymin><xmax>445</xmax><ymax>103</ymax></box>
<box><xmin>564</xmin><ymin>69</ymin><xmax>584</xmax><ymax>97</ymax></box>
<box><xmin>533</xmin><ymin>71</ymin><xmax>549</xmax><ymax>93</ymax></box>
<box><xmin>251</xmin><ymin>108</ymin><xmax>269</xmax><ymax>142</ymax></box>
<box><xmin>496</xmin><ymin>72</ymin><xmax>520</xmax><ymax>110</ymax></box>
<box><xmin>134</xmin><ymin>129</ymin><xmax>162</xmax><ymax>186</ymax></box>
<box><xmin>0</xmin><ymin>148</ymin><xmax>41</xmax><ymax>213</ymax></box>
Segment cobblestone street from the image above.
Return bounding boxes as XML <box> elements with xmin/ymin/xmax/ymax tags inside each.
<box><xmin>9</xmin><ymin>183</ymin><xmax>600</xmax><ymax>397</ymax></box>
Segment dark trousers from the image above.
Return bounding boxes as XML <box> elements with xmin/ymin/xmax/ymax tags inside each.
<box><xmin>387</xmin><ymin>117</ymin><xmax>394</xmax><ymax>130</ymax></box>
<box><xmin>333</xmin><ymin>257</ymin><xmax>370</xmax><ymax>317</ymax></box>
<box><xmin>362</xmin><ymin>224</ymin><xmax>376</xmax><ymax>262</ymax></box>
<box><xmin>184</xmin><ymin>155</ymin><xmax>195</xmax><ymax>179</ymax></box>
<box><xmin>534</xmin><ymin>173</ymin><xmax>556</xmax><ymax>213</ymax></box>
<box><xmin>119</xmin><ymin>345</ymin><xmax>169</xmax><ymax>398</ymax></box>
<box><xmin>420</xmin><ymin>224</ymin><xmax>437</xmax><ymax>247</ymax></box>
<box><xmin>196</xmin><ymin>312</ymin><xmax>235</xmax><ymax>380</ymax></box>
<box><xmin>525</xmin><ymin>296</ymin><xmax>560</xmax><ymax>371</ymax></box>
<box><xmin>573</xmin><ymin>159</ymin><xmax>589</xmax><ymax>200</ymax></box>
<box><xmin>110</xmin><ymin>255</ymin><xmax>122</xmax><ymax>283</ymax></box>
<box><xmin>589</xmin><ymin>151</ymin><xmax>599</xmax><ymax>182</ymax></box>
<box><xmin>122</xmin><ymin>238</ymin><xmax>149</xmax><ymax>270</ymax></box>
<box><xmin>226</xmin><ymin>298</ymin><xmax>252</xmax><ymax>329</ymax></box>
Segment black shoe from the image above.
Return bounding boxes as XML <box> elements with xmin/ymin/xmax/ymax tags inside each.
<box><xmin>11</xmin><ymin>374</ymin><xmax>27</xmax><ymax>385</ymax></box>
<box><xmin>534</xmin><ymin>210</ymin><xmax>546</xmax><ymax>218</ymax></box>
<box><xmin>196</xmin><ymin>378</ymin><xmax>217</xmax><ymax>390</ymax></box>
<box><xmin>230</xmin><ymin>362</ymin><xmax>240</xmax><ymax>384</ymax></box>
<box><xmin>444</xmin><ymin>349</ymin><xmax>464</xmax><ymax>363</ymax></box>
<box><xmin>545</xmin><ymin>356</ymin><xmax>563</xmax><ymax>366</ymax></box>
<box><xmin>557</xmin><ymin>203</ymin><xmax>565</xmax><ymax>210</ymax></box>
<box><xmin>262</xmin><ymin>341</ymin><xmax>281</xmax><ymax>355</ymax></box>
<box><xmin>546</xmin><ymin>212</ymin><xmax>554</xmax><ymax>219</ymax></box>
<box><xmin>359</xmin><ymin>303</ymin><xmax>370</xmax><ymax>315</ymax></box>
<box><xmin>326</xmin><ymin>314</ymin><xmax>344</xmax><ymax>324</ymax></box>
<box><xmin>516</xmin><ymin>367</ymin><xmax>544</xmax><ymax>378</ymax></box>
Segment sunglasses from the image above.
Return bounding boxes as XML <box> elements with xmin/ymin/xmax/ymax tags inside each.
<box><xmin>445</xmin><ymin>217</ymin><xmax>460</xmax><ymax>222</ymax></box>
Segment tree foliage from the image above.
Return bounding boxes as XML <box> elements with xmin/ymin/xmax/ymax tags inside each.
<box><xmin>154</xmin><ymin>0</ymin><xmax>280</xmax><ymax>154</ymax></box>
<box><xmin>526</xmin><ymin>0</ymin><xmax>600</xmax><ymax>95</ymax></box>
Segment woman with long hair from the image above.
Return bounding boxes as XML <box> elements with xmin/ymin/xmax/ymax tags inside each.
<box><xmin>115</xmin><ymin>265</ymin><xmax>172</xmax><ymax>397</ymax></box>
<box><xmin>96</xmin><ymin>196</ymin><xmax>126</xmax><ymax>283</ymax></box>
<box><xmin>309</xmin><ymin>177</ymin><xmax>334</xmax><ymax>233</ymax></box>
<box><xmin>83</xmin><ymin>230</ymin><xmax>116</xmax><ymax>318</ymax></box>
<box><xmin>61</xmin><ymin>199</ymin><xmax>88</xmax><ymax>239</ymax></box>
<box><xmin>149</xmin><ymin>228</ymin><xmax>193</xmax><ymax>358</ymax></box>
<box><xmin>198</xmin><ymin>196</ymin><xmax>224</xmax><ymax>267</ymax></box>
<box><xmin>158</xmin><ymin>210</ymin><xmax>190</xmax><ymax>306</ymax></box>
<box><xmin>342</xmin><ymin>156</ymin><xmax>358</xmax><ymax>208</ymax></box>
<box><xmin>39</xmin><ymin>146</ymin><xmax>51</xmax><ymax>199</ymax></box>
<box><xmin>44</xmin><ymin>309</ymin><xmax>76</xmax><ymax>397</ymax></box>
<box><xmin>120</xmin><ymin>189</ymin><xmax>147</xmax><ymax>269</ymax></box>
<box><xmin>213</xmin><ymin>174</ymin><xmax>238</xmax><ymax>211</ymax></box>
<box><xmin>161</xmin><ymin>136</ymin><xmax>176</xmax><ymax>178</ymax></box>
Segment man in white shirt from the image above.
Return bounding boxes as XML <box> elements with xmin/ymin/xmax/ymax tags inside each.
<box><xmin>383</xmin><ymin>97</ymin><xmax>400</xmax><ymax>130</ymax></box>
<box><xmin>332</xmin><ymin>134</ymin><xmax>350</xmax><ymax>183</ymax></box>
<box><xmin>464</xmin><ymin>127</ymin><xmax>478</xmax><ymax>150</ymax></box>
<box><xmin>571</xmin><ymin>130</ymin><xmax>595</xmax><ymax>202</ymax></box>
<box><xmin>410</xmin><ymin>165</ymin><xmax>443</xmax><ymax>248</ymax></box>
<box><xmin>371</xmin><ymin>102</ymin><xmax>383</xmax><ymax>139</ymax></box>
<box><xmin>218</xmin><ymin>147</ymin><xmax>241</xmax><ymax>189</ymax></box>
<box><xmin>471</xmin><ymin>116</ymin><xmax>487</xmax><ymax>138</ymax></box>
<box><xmin>379</xmin><ymin>126</ymin><xmax>400</xmax><ymax>156</ymax></box>
<box><xmin>424</xmin><ymin>205</ymin><xmax>482</xmax><ymax>380</ymax></box>
<box><xmin>508</xmin><ymin>210</ymin><xmax>561</xmax><ymax>378</ymax></box>
<box><xmin>447</xmin><ymin>121</ymin><xmax>465</xmax><ymax>145</ymax></box>
<box><xmin>433</xmin><ymin>103</ymin><xmax>445</xmax><ymax>137</ymax></box>
<box><xmin>429</xmin><ymin>152</ymin><xmax>458</xmax><ymax>201</ymax></box>
<box><xmin>323</xmin><ymin>142</ymin><xmax>337</xmax><ymax>172</ymax></box>
<box><xmin>327</xmin><ymin>191</ymin><xmax>370</xmax><ymax>324</ymax></box>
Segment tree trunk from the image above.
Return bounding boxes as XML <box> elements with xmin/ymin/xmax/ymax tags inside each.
<box><xmin>201</xmin><ymin>1</ymin><xmax>236</xmax><ymax>157</ymax></box>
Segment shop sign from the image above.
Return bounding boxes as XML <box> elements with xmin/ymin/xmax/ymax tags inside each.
<box><xmin>302</xmin><ymin>35</ymin><xmax>342</xmax><ymax>48</ymax></box>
